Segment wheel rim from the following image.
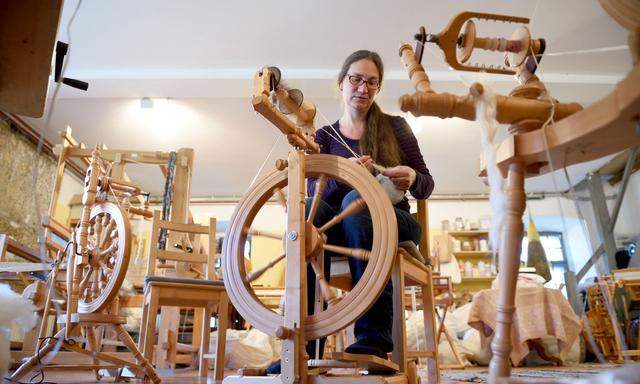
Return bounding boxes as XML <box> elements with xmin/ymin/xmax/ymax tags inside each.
<box><xmin>223</xmin><ymin>154</ymin><xmax>397</xmax><ymax>340</ymax></box>
<box><xmin>77</xmin><ymin>202</ymin><xmax>131</xmax><ymax>313</ymax></box>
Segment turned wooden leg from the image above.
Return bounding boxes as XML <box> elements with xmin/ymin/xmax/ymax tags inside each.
<box><xmin>391</xmin><ymin>254</ymin><xmax>408</xmax><ymax>374</ymax></box>
<box><xmin>10</xmin><ymin>328</ymin><xmax>65</xmax><ymax>381</ymax></box>
<box><xmin>199</xmin><ymin>305</ymin><xmax>212</xmax><ymax>378</ymax></box>
<box><xmin>138</xmin><ymin>291</ymin><xmax>150</xmax><ymax>353</ymax></box>
<box><xmin>86</xmin><ymin>325</ymin><xmax>102</xmax><ymax>381</ymax></box>
<box><xmin>143</xmin><ymin>290</ymin><xmax>160</xmax><ymax>365</ymax></box>
<box><xmin>422</xmin><ymin>269</ymin><xmax>440</xmax><ymax>383</ymax></box>
<box><xmin>488</xmin><ymin>162</ymin><xmax>526</xmax><ymax>383</ymax></box>
<box><xmin>214</xmin><ymin>297</ymin><xmax>230</xmax><ymax>382</ymax></box>
<box><xmin>114</xmin><ymin>324</ymin><xmax>161</xmax><ymax>384</ymax></box>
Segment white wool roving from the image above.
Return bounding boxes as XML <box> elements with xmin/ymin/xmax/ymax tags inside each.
<box><xmin>0</xmin><ymin>284</ymin><xmax>36</xmax><ymax>378</ymax></box>
<box><xmin>375</xmin><ymin>174</ymin><xmax>405</xmax><ymax>204</ymax></box>
<box><xmin>475</xmin><ymin>83</ymin><xmax>506</xmax><ymax>266</ymax></box>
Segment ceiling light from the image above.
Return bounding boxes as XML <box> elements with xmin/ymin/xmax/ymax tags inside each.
<box><xmin>140</xmin><ymin>97</ymin><xmax>154</xmax><ymax>109</ymax></box>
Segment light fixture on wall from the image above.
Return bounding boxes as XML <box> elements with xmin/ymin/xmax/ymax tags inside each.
<box><xmin>140</xmin><ymin>97</ymin><xmax>154</xmax><ymax>109</ymax></box>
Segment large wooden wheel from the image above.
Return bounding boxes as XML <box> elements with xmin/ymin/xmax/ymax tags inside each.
<box><xmin>74</xmin><ymin>202</ymin><xmax>131</xmax><ymax>313</ymax></box>
<box><xmin>223</xmin><ymin>154</ymin><xmax>398</xmax><ymax>340</ymax></box>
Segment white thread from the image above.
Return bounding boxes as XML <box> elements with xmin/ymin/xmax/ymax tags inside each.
<box><xmin>544</xmin><ymin>45</ymin><xmax>628</xmax><ymax>57</ymax></box>
<box><xmin>474</xmin><ymin>83</ymin><xmax>505</xmax><ymax>269</ymax></box>
<box><xmin>248</xmin><ymin>117</ymin><xmax>283</xmax><ymax>188</ymax></box>
<box><xmin>315</xmin><ymin>108</ymin><xmax>362</xmax><ymax>160</ymax></box>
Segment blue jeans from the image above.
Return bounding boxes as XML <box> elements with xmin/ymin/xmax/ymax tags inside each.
<box><xmin>306</xmin><ymin>190</ymin><xmax>422</xmax><ymax>354</ymax></box>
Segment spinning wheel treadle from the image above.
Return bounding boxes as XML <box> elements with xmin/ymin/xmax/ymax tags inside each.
<box><xmin>223</xmin><ymin>154</ymin><xmax>398</xmax><ymax>341</ymax></box>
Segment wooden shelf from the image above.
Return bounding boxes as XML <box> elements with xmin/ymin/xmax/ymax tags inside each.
<box><xmin>452</xmin><ymin>251</ymin><xmax>493</xmax><ymax>258</ymax></box>
<box><xmin>459</xmin><ymin>276</ymin><xmax>495</xmax><ymax>282</ymax></box>
<box><xmin>448</xmin><ymin>231</ymin><xmax>489</xmax><ymax>237</ymax></box>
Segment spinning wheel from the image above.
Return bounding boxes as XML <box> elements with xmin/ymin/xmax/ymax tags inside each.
<box><xmin>223</xmin><ymin>154</ymin><xmax>398</xmax><ymax>340</ymax></box>
<box><xmin>74</xmin><ymin>202</ymin><xmax>131</xmax><ymax>314</ymax></box>
<box><xmin>221</xmin><ymin>66</ymin><xmax>431</xmax><ymax>383</ymax></box>
<box><xmin>11</xmin><ymin>147</ymin><xmax>160</xmax><ymax>384</ymax></box>
<box><xmin>398</xmin><ymin>3</ymin><xmax>640</xmax><ymax>382</ymax></box>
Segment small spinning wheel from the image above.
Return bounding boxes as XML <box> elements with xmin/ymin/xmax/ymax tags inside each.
<box><xmin>73</xmin><ymin>202</ymin><xmax>131</xmax><ymax>313</ymax></box>
<box><xmin>223</xmin><ymin>154</ymin><xmax>397</xmax><ymax>340</ymax></box>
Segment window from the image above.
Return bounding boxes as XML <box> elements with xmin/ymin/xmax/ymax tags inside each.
<box><xmin>521</xmin><ymin>232</ymin><xmax>569</xmax><ymax>294</ymax></box>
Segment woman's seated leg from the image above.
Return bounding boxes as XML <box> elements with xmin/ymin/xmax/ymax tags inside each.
<box><xmin>341</xmin><ymin>190</ymin><xmax>394</xmax><ymax>356</ymax></box>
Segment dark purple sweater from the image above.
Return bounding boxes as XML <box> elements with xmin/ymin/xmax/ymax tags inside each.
<box><xmin>307</xmin><ymin>115</ymin><xmax>434</xmax><ymax>213</ymax></box>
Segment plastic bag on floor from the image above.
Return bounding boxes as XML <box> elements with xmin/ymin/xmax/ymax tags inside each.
<box><xmin>461</xmin><ymin>328</ymin><xmax>491</xmax><ymax>366</ymax></box>
<box><xmin>405</xmin><ymin>310</ymin><xmax>471</xmax><ymax>367</ymax></box>
<box><xmin>437</xmin><ymin>336</ymin><xmax>472</xmax><ymax>367</ymax></box>
<box><xmin>0</xmin><ymin>284</ymin><xmax>36</xmax><ymax>378</ymax></box>
<box><xmin>523</xmin><ymin>334</ymin><xmax>583</xmax><ymax>366</ymax></box>
<box><xmin>210</xmin><ymin>328</ymin><xmax>276</xmax><ymax>369</ymax></box>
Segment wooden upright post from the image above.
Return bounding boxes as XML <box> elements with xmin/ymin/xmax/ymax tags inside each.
<box><xmin>488</xmin><ymin>162</ymin><xmax>526</xmax><ymax>382</ymax></box>
<box><xmin>281</xmin><ymin>149</ymin><xmax>307</xmax><ymax>384</ymax></box>
<box><xmin>416</xmin><ymin>199</ymin><xmax>430</xmax><ymax>259</ymax></box>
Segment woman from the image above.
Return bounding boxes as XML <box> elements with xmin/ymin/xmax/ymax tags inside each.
<box><xmin>268</xmin><ymin>50</ymin><xmax>434</xmax><ymax>373</ymax></box>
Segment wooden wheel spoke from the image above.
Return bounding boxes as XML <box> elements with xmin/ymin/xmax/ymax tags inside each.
<box><xmin>317</xmin><ymin>198</ymin><xmax>366</xmax><ymax>234</ymax></box>
<box><xmin>97</xmin><ymin>269</ymin><xmax>105</xmax><ymax>289</ymax></box>
<box><xmin>100</xmin><ymin>219</ymin><xmax>116</xmax><ymax>249</ymax></box>
<box><xmin>310</xmin><ymin>257</ymin><xmax>339</xmax><ymax>306</ymax></box>
<box><xmin>99</xmin><ymin>242</ymin><xmax>118</xmax><ymax>258</ymax></box>
<box><xmin>307</xmin><ymin>174</ymin><xmax>328</xmax><ymax>225</ymax></box>
<box><xmin>91</xmin><ymin>267</ymin><xmax>101</xmax><ymax>295</ymax></box>
<box><xmin>78</xmin><ymin>266</ymin><xmax>95</xmax><ymax>294</ymax></box>
<box><xmin>273</xmin><ymin>187</ymin><xmax>287</xmax><ymax>213</ymax></box>
<box><xmin>247</xmin><ymin>228</ymin><xmax>283</xmax><ymax>241</ymax></box>
<box><xmin>244</xmin><ymin>253</ymin><xmax>285</xmax><ymax>283</ymax></box>
<box><xmin>323</xmin><ymin>244</ymin><xmax>370</xmax><ymax>260</ymax></box>
<box><xmin>93</xmin><ymin>215</ymin><xmax>103</xmax><ymax>246</ymax></box>
<box><xmin>99</xmin><ymin>259</ymin><xmax>113</xmax><ymax>271</ymax></box>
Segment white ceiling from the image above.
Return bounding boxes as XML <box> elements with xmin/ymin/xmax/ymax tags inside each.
<box><xmin>22</xmin><ymin>0</ymin><xmax>635</xmax><ymax>198</ymax></box>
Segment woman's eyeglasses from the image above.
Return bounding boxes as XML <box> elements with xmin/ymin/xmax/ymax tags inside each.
<box><xmin>346</xmin><ymin>74</ymin><xmax>380</xmax><ymax>90</ymax></box>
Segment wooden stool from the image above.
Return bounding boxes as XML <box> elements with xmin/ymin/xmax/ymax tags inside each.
<box><xmin>394</xmin><ymin>247</ymin><xmax>440</xmax><ymax>383</ymax></box>
<box><xmin>432</xmin><ymin>275</ymin><xmax>465</xmax><ymax>369</ymax></box>
<box><xmin>138</xmin><ymin>211</ymin><xmax>230</xmax><ymax>380</ymax></box>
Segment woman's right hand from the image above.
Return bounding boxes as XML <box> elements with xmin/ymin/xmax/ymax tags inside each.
<box><xmin>349</xmin><ymin>155</ymin><xmax>373</xmax><ymax>173</ymax></box>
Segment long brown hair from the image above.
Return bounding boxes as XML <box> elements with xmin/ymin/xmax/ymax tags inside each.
<box><xmin>338</xmin><ymin>50</ymin><xmax>404</xmax><ymax>167</ymax></box>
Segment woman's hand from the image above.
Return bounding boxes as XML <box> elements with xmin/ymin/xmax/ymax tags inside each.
<box><xmin>349</xmin><ymin>155</ymin><xmax>374</xmax><ymax>173</ymax></box>
<box><xmin>383</xmin><ymin>165</ymin><xmax>416</xmax><ymax>190</ymax></box>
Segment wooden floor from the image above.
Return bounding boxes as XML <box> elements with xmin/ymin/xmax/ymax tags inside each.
<box><xmin>7</xmin><ymin>364</ymin><xmax>614</xmax><ymax>384</ymax></box>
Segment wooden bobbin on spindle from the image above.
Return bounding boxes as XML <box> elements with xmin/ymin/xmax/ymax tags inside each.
<box><xmin>458</xmin><ymin>20</ymin><xmax>543</xmax><ymax>68</ymax></box>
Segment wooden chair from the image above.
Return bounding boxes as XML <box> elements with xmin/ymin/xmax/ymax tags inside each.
<box><xmin>432</xmin><ymin>275</ymin><xmax>465</xmax><ymax>369</ymax></box>
<box><xmin>139</xmin><ymin>210</ymin><xmax>230</xmax><ymax>380</ymax></box>
<box><xmin>392</xmin><ymin>199</ymin><xmax>440</xmax><ymax>383</ymax></box>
